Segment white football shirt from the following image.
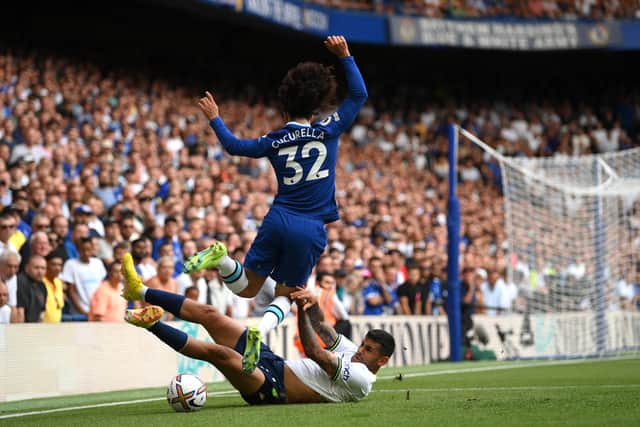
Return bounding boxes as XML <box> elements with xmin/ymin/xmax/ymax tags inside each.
<box><xmin>0</xmin><ymin>304</ymin><xmax>11</xmax><ymax>324</ymax></box>
<box><xmin>285</xmin><ymin>335</ymin><xmax>376</xmax><ymax>402</ymax></box>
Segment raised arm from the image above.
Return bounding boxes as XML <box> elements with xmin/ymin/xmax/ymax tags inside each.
<box><xmin>198</xmin><ymin>91</ymin><xmax>269</xmax><ymax>158</ymax></box>
<box><xmin>296</xmin><ymin>299</ymin><xmax>340</xmax><ymax>379</ymax></box>
<box><xmin>291</xmin><ymin>287</ymin><xmax>338</xmax><ymax>347</ymax></box>
<box><xmin>291</xmin><ymin>288</ymin><xmax>342</xmax><ymax>379</ymax></box>
<box><xmin>323</xmin><ymin>36</ymin><xmax>367</xmax><ymax>133</ymax></box>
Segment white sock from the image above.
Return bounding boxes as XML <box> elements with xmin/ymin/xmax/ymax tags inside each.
<box><xmin>259</xmin><ymin>295</ymin><xmax>291</xmax><ymax>338</ymax></box>
<box><xmin>252</xmin><ymin>277</ymin><xmax>276</xmax><ymax>316</ymax></box>
<box><xmin>217</xmin><ymin>256</ymin><xmax>237</xmax><ymax>276</ymax></box>
<box><xmin>221</xmin><ymin>259</ymin><xmax>248</xmax><ymax>295</ymax></box>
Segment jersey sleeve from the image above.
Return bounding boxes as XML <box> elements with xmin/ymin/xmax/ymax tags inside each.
<box><xmin>209</xmin><ymin>117</ymin><xmax>272</xmax><ymax>158</ymax></box>
<box><xmin>332</xmin><ymin>356</ymin><xmax>374</xmax><ymax>400</ymax></box>
<box><xmin>326</xmin><ymin>334</ymin><xmax>357</xmax><ymax>354</ymax></box>
<box><xmin>318</xmin><ymin>56</ymin><xmax>368</xmax><ymax>137</ymax></box>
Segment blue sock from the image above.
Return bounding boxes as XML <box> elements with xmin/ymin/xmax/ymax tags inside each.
<box><xmin>148</xmin><ymin>322</ymin><xmax>188</xmax><ymax>352</ymax></box>
<box><xmin>145</xmin><ymin>288</ymin><xmax>184</xmax><ymax>317</ymax></box>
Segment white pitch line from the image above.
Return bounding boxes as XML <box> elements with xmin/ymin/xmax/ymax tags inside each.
<box><xmin>377</xmin><ymin>356</ymin><xmax>639</xmax><ymax>380</ymax></box>
<box><xmin>0</xmin><ymin>390</ymin><xmax>238</xmax><ymax>420</ymax></box>
<box><xmin>374</xmin><ymin>384</ymin><xmax>640</xmax><ymax>393</ymax></box>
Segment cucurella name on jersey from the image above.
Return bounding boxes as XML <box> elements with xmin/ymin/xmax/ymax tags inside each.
<box><xmin>271</xmin><ymin>128</ymin><xmax>326</xmax><ymax>148</ymax></box>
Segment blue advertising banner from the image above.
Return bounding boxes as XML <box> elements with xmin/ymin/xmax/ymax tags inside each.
<box><xmin>324</xmin><ymin>11</ymin><xmax>387</xmax><ymax>44</ymax></box>
<box><xmin>241</xmin><ymin>0</ymin><xmax>386</xmax><ymax>43</ymax></box>
<box><xmin>193</xmin><ymin>0</ymin><xmax>640</xmax><ymax>50</ymax></box>
<box><xmin>198</xmin><ymin>0</ymin><xmax>239</xmax><ymax>9</ymax></box>
<box><xmin>389</xmin><ymin>17</ymin><xmax>624</xmax><ymax>50</ymax></box>
<box><xmin>619</xmin><ymin>21</ymin><xmax>640</xmax><ymax>50</ymax></box>
<box><xmin>244</xmin><ymin>0</ymin><xmax>315</xmax><ymax>31</ymax></box>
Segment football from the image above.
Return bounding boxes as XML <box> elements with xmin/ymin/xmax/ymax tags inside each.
<box><xmin>166</xmin><ymin>374</ymin><xmax>207</xmax><ymax>412</ymax></box>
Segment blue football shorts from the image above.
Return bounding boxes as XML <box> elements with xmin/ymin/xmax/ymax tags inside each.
<box><xmin>244</xmin><ymin>206</ymin><xmax>327</xmax><ymax>287</ymax></box>
<box><xmin>234</xmin><ymin>329</ymin><xmax>287</xmax><ymax>405</ymax></box>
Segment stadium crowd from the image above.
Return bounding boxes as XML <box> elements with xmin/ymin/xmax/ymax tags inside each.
<box><xmin>303</xmin><ymin>0</ymin><xmax>640</xmax><ymax>20</ymax></box>
<box><xmin>0</xmin><ymin>46</ymin><xmax>638</xmax><ymax>325</ymax></box>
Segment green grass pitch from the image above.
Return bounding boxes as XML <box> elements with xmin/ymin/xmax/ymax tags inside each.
<box><xmin>1</xmin><ymin>358</ymin><xmax>639</xmax><ymax>426</ymax></box>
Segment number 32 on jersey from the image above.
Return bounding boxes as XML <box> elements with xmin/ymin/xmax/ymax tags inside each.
<box><xmin>278</xmin><ymin>141</ymin><xmax>329</xmax><ymax>185</ymax></box>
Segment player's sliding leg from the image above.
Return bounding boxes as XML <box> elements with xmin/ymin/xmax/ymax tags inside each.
<box><xmin>124</xmin><ymin>305</ymin><xmax>165</xmax><ymax>328</ymax></box>
<box><xmin>122</xmin><ymin>252</ymin><xmax>245</xmax><ymax>349</ymax></box>
<box><xmin>121</xmin><ymin>253</ymin><xmax>145</xmax><ymax>301</ymax></box>
<box><xmin>124</xmin><ymin>248</ymin><xmax>281</xmax><ymax>372</ymax></box>
<box><xmin>242</xmin><ymin>325</ymin><xmax>261</xmax><ymax>374</ymax></box>
<box><xmin>125</xmin><ymin>306</ymin><xmax>188</xmax><ymax>352</ymax></box>
<box><xmin>124</xmin><ymin>306</ymin><xmax>265</xmax><ymax>394</ymax></box>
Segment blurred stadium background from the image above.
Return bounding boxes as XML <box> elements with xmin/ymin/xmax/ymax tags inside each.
<box><xmin>1</xmin><ymin>0</ymin><xmax>639</xmax><ymax>423</ymax></box>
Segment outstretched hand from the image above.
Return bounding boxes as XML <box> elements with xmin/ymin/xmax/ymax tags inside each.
<box><xmin>290</xmin><ymin>287</ymin><xmax>318</xmax><ymax>310</ymax></box>
<box><xmin>198</xmin><ymin>91</ymin><xmax>219</xmax><ymax>121</ymax></box>
<box><xmin>324</xmin><ymin>35</ymin><xmax>350</xmax><ymax>58</ymax></box>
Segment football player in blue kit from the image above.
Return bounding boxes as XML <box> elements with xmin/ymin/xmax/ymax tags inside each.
<box><xmin>183</xmin><ymin>35</ymin><xmax>368</xmax><ymax>373</ymax></box>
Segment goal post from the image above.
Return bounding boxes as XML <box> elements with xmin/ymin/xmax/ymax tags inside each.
<box><xmin>447</xmin><ymin>124</ymin><xmax>462</xmax><ymax>362</ymax></box>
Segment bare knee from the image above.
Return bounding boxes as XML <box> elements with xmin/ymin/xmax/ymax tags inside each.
<box><xmin>201</xmin><ymin>305</ymin><xmax>219</xmax><ymax>316</ymax></box>
<box><xmin>206</xmin><ymin>346</ymin><xmax>234</xmax><ymax>365</ymax></box>
<box><xmin>237</xmin><ymin>278</ymin><xmax>263</xmax><ymax>298</ymax></box>
<box><xmin>237</xmin><ymin>287</ymin><xmax>257</xmax><ymax>298</ymax></box>
<box><xmin>275</xmin><ymin>285</ymin><xmax>298</xmax><ymax>298</ymax></box>
<box><xmin>240</xmin><ymin>269</ymin><xmax>266</xmax><ymax>298</ymax></box>
<box><xmin>199</xmin><ymin>305</ymin><xmax>223</xmax><ymax>326</ymax></box>
<box><xmin>183</xmin><ymin>298</ymin><xmax>221</xmax><ymax>319</ymax></box>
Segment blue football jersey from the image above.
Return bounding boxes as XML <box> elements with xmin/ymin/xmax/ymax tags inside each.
<box><xmin>209</xmin><ymin>56</ymin><xmax>367</xmax><ymax>223</ymax></box>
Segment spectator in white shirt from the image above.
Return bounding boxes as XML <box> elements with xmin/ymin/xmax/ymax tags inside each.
<box><xmin>481</xmin><ymin>268</ymin><xmax>508</xmax><ymax>316</ymax></box>
<box><xmin>615</xmin><ymin>275</ymin><xmax>636</xmax><ymax>311</ymax></box>
<box><xmin>0</xmin><ymin>279</ymin><xmax>21</xmax><ymax>323</ymax></box>
<box><xmin>61</xmin><ymin>237</ymin><xmax>107</xmax><ymax>316</ymax></box>
<box><xmin>0</xmin><ymin>249</ymin><xmax>20</xmax><ymax>308</ymax></box>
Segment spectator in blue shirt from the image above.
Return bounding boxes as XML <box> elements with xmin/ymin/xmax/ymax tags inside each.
<box><xmin>362</xmin><ymin>257</ymin><xmax>392</xmax><ymax>315</ymax></box>
<box><xmin>152</xmin><ymin>215</ymin><xmax>182</xmax><ymax>264</ymax></box>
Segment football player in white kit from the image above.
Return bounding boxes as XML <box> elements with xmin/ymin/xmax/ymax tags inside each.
<box><xmin>121</xmin><ymin>252</ymin><xmax>395</xmax><ymax>404</ymax></box>
<box><xmin>286</xmin><ymin>287</ymin><xmax>394</xmax><ymax>402</ymax></box>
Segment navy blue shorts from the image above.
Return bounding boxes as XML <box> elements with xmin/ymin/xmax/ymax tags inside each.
<box><xmin>234</xmin><ymin>329</ymin><xmax>287</xmax><ymax>405</ymax></box>
<box><xmin>244</xmin><ymin>206</ymin><xmax>327</xmax><ymax>287</ymax></box>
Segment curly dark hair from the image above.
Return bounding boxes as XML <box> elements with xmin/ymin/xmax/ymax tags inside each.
<box><xmin>277</xmin><ymin>62</ymin><xmax>337</xmax><ymax>119</ymax></box>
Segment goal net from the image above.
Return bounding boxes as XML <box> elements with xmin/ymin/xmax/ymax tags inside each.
<box><xmin>458</xmin><ymin>127</ymin><xmax>640</xmax><ymax>358</ymax></box>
